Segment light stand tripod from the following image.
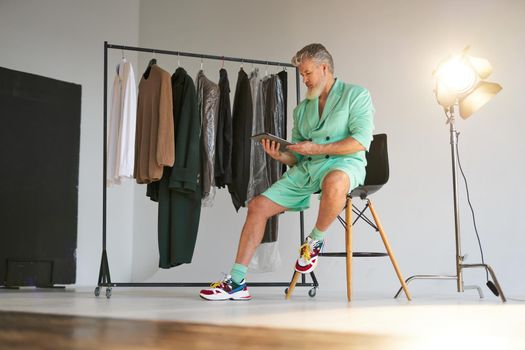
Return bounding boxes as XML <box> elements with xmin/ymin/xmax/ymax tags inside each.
<box><xmin>394</xmin><ymin>106</ymin><xmax>506</xmax><ymax>302</ymax></box>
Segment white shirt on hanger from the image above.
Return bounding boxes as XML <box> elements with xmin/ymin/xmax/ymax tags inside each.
<box><xmin>107</xmin><ymin>58</ymin><xmax>137</xmax><ymax>186</ymax></box>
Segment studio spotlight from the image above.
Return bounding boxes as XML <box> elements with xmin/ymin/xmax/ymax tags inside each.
<box><xmin>434</xmin><ymin>46</ymin><xmax>502</xmax><ymax>118</ymax></box>
<box><xmin>394</xmin><ymin>47</ymin><xmax>506</xmax><ymax>302</ymax></box>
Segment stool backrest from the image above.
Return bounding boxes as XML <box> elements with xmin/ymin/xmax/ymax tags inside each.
<box><xmin>363</xmin><ymin>134</ymin><xmax>389</xmax><ymax>187</ymax></box>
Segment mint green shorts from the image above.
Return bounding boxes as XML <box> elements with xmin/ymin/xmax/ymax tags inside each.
<box><xmin>261</xmin><ymin>159</ymin><xmax>360</xmax><ymax>211</ymax></box>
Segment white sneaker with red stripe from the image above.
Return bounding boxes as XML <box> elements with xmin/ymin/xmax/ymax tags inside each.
<box><xmin>199</xmin><ymin>275</ymin><xmax>252</xmax><ymax>301</ymax></box>
<box><xmin>295</xmin><ymin>236</ymin><xmax>324</xmax><ymax>274</ymax></box>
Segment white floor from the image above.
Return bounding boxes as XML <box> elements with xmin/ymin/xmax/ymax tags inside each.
<box><xmin>1</xmin><ymin>286</ymin><xmax>525</xmax><ymax>349</ymax></box>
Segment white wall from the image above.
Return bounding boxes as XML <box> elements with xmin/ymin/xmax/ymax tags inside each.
<box><xmin>135</xmin><ymin>0</ymin><xmax>525</xmax><ymax>298</ymax></box>
<box><xmin>0</xmin><ymin>0</ymin><xmax>140</xmax><ymax>285</ymax></box>
<box><xmin>2</xmin><ymin>0</ymin><xmax>524</xmax><ymax>300</ymax></box>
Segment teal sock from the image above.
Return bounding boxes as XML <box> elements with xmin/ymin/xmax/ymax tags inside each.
<box><xmin>309</xmin><ymin>226</ymin><xmax>326</xmax><ymax>241</ymax></box>
<box><xmin>230</xmin><ymin>263</ymin><xmax>248</xmax><ymax>284</ymax></box>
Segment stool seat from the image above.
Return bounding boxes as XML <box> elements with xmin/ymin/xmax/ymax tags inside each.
<box><xmin>349</xmin><ymin>184</ymin><xmax>383</xmax><ymax>200</ymax></box>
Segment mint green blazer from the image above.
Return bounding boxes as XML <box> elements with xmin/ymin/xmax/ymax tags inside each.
<box><xmin>290</xmin><ymin>79</ymin><xmax>375</xmax><ymax>188</ymax></box>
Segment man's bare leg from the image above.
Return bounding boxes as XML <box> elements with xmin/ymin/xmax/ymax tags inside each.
<box><xmin>234</xmin><ymin>195</ymin><xmax>287</xmax><ymax>266</ymax></box>
<box><xmin>199</xmin><ymin>195</ymin><xmax>287</xmax><ymax>300</ymax></box>
<box><xmin>315</xmin><ymin>170</ymin><xmax>350</xmax><ymax>231</ymax></box>
<box><xmin>293</xmin><ymin>171</ymin><xmax>350</xmax><ymax>274</ymax></box>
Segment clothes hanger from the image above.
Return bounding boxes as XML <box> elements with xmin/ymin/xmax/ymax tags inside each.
<box><xmin>116</xmin><ymin>49</ymin><xmax>126</xmax><ymax>74</ymax></box>
<box><xmin>200</xmin><ymin>56</ymin><xmax>204</xmax><ymax>71</ymax></box>
<box><xmin>177</xmin><ymin>52</ymin><xmax>181</xmax><ymax>68</ymax></box>
<box><xmin>148</xmin><ymin>50</ymin><xmax>157</xmax><ymax>66</ymax></box>
<box><xmin>144</xmin><ymin>50</ymin><xmax>157</xmax><ymax>79</ymax></box>
<box><xmin>117</xmin><ymin>49</ymin><xmax>126</xmax><ymax>73</ymax></box>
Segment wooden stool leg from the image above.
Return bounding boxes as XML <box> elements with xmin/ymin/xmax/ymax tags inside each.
<box><xmin>345</xmin><ymin>196</ymin><xmax>353</xmax><ymax>302</ymax></box>
<box><xmin>367</xmin><ymin>199</ymin><xmax>412</xmax><ymax>301</ymax></box>
<box><xmin>285</xmin><ymin>271</ymin><xmax>301</xmax><ymax>300</ymax></box>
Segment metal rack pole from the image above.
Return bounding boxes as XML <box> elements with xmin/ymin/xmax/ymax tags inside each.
<box><xmin>103</xmin><ymin>41</ymin><xmax>107</xmax><ymax>253</ymax></box>
<box><xmin>107</xmin><ymin>43</ymin><xmax>295</xmax><ymax>68</ymax></box>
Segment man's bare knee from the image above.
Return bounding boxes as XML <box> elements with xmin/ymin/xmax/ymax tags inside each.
<box><xmin>247</xmin><ymin>196</ymin><xmax>270</xmax><ymax>217</ymax></box>
<box><xmin>322</xmin><ymin>171</ymin><xmax>350</xmax><ymax>198</ymax></box>
<box><xmin>247</xmin><ymin>196</ymin><xmax>261</xmax><ymax>211</ymax></box>
<box><xmin>247</xmin><ymin>195</ymin><xmax>285</xmax><ymax>218</ymax></box>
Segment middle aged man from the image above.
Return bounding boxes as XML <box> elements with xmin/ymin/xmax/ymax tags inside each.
<box><xmin>200</xmin><ymin>43</ymin><xmax>375</xmax><ymax>301</ymax></box>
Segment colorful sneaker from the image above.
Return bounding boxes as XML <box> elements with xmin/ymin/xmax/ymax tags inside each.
<box><xmin>199</xmin><ymin>275</ymin><xmax>252</xmax><ymax>301</ymax></box>
<box><xmin>295</xmin><ymin>236</ymin><xmax>324</xmax><ymax>274</ymax></box>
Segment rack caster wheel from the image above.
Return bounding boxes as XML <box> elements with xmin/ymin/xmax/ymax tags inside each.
<box><xmin>94</xmin><ymin>287</ymin><xmax>100</xmax><ymax>297</ymax></box>
<box><xmin>308</xmin><ymin>288</ymin><xmax>317</xmax><ymax>297</ymax></box>
<box><xmin>105</xmin><ymin>287</ymin><xmax>112</xmax><ymax>299</ymax></box>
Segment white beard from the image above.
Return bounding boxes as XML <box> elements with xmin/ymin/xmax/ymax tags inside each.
<box><xmin>306</xmin><ymin>85</ymin><xmax>323</xmax><ymax>100</ymax></box>
<box><xmin>306</xmin><ymin>76</ymin><xmax>327</xmax><ymax>100</ymax></box>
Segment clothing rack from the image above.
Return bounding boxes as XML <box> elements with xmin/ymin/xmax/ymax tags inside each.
<box><xmin>96</xmin><ymin>41</ymin><xmax>318</xmax><ymax>298</ymax></box>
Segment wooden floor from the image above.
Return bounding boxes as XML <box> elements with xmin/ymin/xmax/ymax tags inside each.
<box><xmin>0</xmin><ymin>311</ymin><xmax>404</xmax><ymax>350</ymax></box>
<box><xmin>2</xmin><ymin>288</ymin><xmax>523</xmax><ymax>349</ymax></box>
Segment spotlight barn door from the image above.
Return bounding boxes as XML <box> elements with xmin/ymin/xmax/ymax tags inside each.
<box><xmin>0</xmin><ymin>67</ymin><xmax>81</xmax><ymax>287</ymax></box>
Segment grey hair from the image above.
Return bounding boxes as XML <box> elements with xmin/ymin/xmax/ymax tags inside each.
<box><xmin>291</xmin><ymin>43</ymin><xmax>334</xmax><ymax>73</ymax></box>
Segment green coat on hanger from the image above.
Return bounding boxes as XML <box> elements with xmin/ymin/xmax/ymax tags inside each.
<box><xmin>148</xmin><ymin>67</ymin><xmax>202</xmax><ymax>268</ymax></box>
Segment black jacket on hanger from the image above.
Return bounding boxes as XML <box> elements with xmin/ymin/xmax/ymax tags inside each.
<box><xmin>229</xmin><ymin>68</ymin><xmax>253</xmax><ymax>211</ymax></box>
<box><xmin>147</xmin><ymin>67</ymin><xmax>202</xmax><ymax>268</ymax></box>
<box><xmin>214</xmin><ymin>68</ymin><xmax>233</xmax><ymax>188</ymax></box>
<box><xmin>277</xmin><ymin>70</ymin><xmax>288</xmax><ymax>175</ymax></box>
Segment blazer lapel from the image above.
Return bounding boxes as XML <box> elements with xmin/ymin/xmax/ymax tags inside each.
<box><xmin>320</xmin><ymin>79</ymin><xmax>343</xmax><ymax>122</ymax></box>
<box><xmin>305</xmin><ymin>98</ymin><xmax>320</xmax><ymax>132</ymax></box>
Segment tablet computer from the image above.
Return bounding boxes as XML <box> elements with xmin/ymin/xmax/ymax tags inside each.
<box><xmin>250</xmin><ymin>132</ymin><xmax>294</xmax><ymax>149</ymax></box>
